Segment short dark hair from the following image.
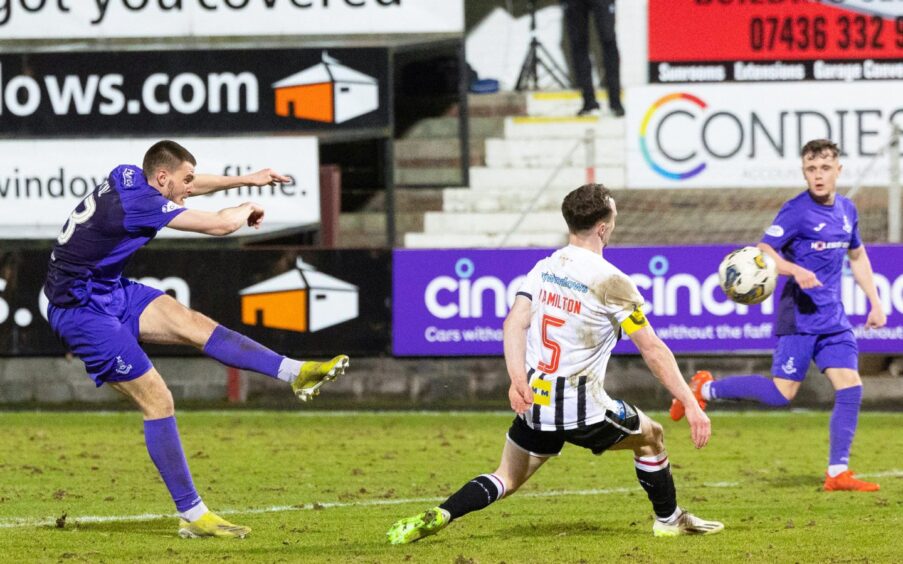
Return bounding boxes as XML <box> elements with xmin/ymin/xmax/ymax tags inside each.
<box><xmin>561</xmin><ymin>183</ymin><xmax>614</xmax><ymax>233</ymax></box>
<box><xmin>142</xmin><ymin>140</ymin><xmax>196</xmax><ymax>177</ymax></box>
<box><xmin>801</xmin><ymin>139</ymin><xmax>839</xmax><ymax>160</ymax></box>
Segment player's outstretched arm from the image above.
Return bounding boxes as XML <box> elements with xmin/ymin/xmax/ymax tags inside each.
<box><xmin>189</xmin><ymin>169</ymin><xmax>291</xmax><ymax>197</ymax></box>
<box><xmin>167</xmin><ymin>202</ymin><xmax>265</xmax><ymax>236</ymax></box>
<box><xmin>757</xmin><ymin>242</ymin><xmax>821</xmax><ymax>289</ymax></box>
<box><xmin>848</xmin><ymin>246</ymin><xmax>886</xmax><ymax>328</ymax></box>
<box><xmin>630</xmin><ymin>326</ymin><xmax>711</xmax><ymax>448</ymax></box>
<box><xmin>503</xmin><ymin>296</ymin><xmax>534</xmax><ymax>415</ymax></box>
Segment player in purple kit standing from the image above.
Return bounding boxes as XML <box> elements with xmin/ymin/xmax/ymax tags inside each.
<box><xmin>44</xmin><ymin>140</ymin><xmax>350</xmax><ymax>537</ymax></box>
<box><xmin>670</xmin><ymin>139</ymin><xmax>886</xmax><ymax>492</ymax></box>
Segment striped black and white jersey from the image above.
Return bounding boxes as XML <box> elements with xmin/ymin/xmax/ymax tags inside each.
<box><xmin>516</xmin><ymin>244</ymin><xmax>649</xmax><ymax>431</ymax></box>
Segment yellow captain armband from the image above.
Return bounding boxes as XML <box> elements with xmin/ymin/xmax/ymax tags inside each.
<box><xmin>620</xmin><ymin>306</ymin><xmax>650</xmax><ymax>335</ymax></box>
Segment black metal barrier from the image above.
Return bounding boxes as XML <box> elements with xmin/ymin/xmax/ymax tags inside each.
<box><xmin>0</xmin><ymin>249</ymin><xmax>390</xmax><ymax>357</ymax></box>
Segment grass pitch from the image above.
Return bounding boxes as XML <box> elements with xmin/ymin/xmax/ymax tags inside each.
<box><xmin>1</xmin><ymin>410</ymin><xmax>901</xmax><ymax>563</ymax></box>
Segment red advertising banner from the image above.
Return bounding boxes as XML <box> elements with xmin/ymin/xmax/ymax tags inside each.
<box><xmin>649</xmin><ymin>1</ymin><xmax>903</xmax><ymax>83</ymax></box>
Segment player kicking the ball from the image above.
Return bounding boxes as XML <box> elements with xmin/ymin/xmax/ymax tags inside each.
<box><xmin>386</xmin><ymin>184</ymin><xmax>723</xmax><ymax>544</ymax></box>
<box><xmin>670</xmin><ymin>139</ymin><xmax>885</xmax><ymax>492</ymax></box>
<box><xmin>44</xmin><ymin>140</ymin><xmax>349</xmax><ymax>538</ymax></box>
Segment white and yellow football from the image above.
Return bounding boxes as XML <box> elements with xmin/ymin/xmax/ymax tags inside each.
<box><xmin>718</xmin><ymin>246</ymin><xmax>777</xmax><ymax>305</ymax></box>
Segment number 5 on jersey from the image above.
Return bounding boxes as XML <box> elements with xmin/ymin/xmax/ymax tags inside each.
<box><xmin>536</xmin><ymin>314</ymin><xmax>566</xmax><ymax>374</ymax></box>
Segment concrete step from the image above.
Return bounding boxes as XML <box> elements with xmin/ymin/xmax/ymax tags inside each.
<box><xmin>485</xmin><ymin>137</ymin><xmax>626</xmax><ymax>168</ymax></box>
<box><xmin>404</xmin><ymin>231</ymin><xmax>567</xmax><ymax>249</ymax></box>
<box><xmin>403</xmin><ymin>92</ymin><xmax>528</xmax><ymax>118</ymax></box>
<box><xmin>504</xmin><ymin>115</ymin><xmax>625</xmax><ymax>139</ymax></box>
<box><xmin>441</xmin><ymin>187</ymin><xmax>578</xmax><ymax>213</ymax></box>
<box><xmin>400</xmin><ymin>116</ymin><xmax>505</xmax><ymax>139</ymax></box>
<box><xmin>395</xmin><ymin>138</ymin><xmax>484</xmax><ymax>168</ymax></box>
<box><xmin>463</xmin><ymin>91</ymin><xmax>528</xmax><ymax>117</ymax></box>
<box><xmin>340</xmin><ymin>211</ymin><xmax>425</xmax><ymax>234</ymax></box>
<box><xmin>468</xmin><ymin>166</ymin><xmax>625</xmax><ymax>190</ymax></box>
<box><xmin>423</xmin><ymin>211</ymin><xmax>567</xmax><ymax>234</ymax></box>
<box><xmin>350</xmin><ymin>188</ymin><xmax>443</xmax><ymax>213</ymax></box>
<box><xmin>526</xmin><ymin>89</ymin><xmax>618</xmax><ymax>117</ymax></box>
<box><xmin>395</xmin><ymin>167</ymin><xmax>465</xmax><ymax>187</ymax></box>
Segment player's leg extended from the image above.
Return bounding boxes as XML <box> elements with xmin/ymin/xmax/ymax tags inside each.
<box><xmin>822</xmin><ymin>368</ymin><xmax>877</xmax><ymax>491</ymax></box>
<box><xmin>705</xmin><ymin>374</ymin><xmax>797</xmax><ymax>406</ymax></box>
<box><xmin>387</xmin><ymin>420</ymin><xmax>550</xmax><ymax>545</ymax></box>
<box><xmin>611</xmin><ymin>412</ymin><xmax>723</xmax><ymax>536</ymax></box>
<box><xmin>710</xmin><ymin>335</ymin><xmax>811</xmax><ymax>406</ymax></box>
<box><xmin>137</xmin><ymin>294</ymin><xmax>347</xmax><ymax>400</ymax></box>
<box><xmin>108</xmin><ymin>369</ymin><xmax>250</xmax><ymax>538</ymax></box>
<box><xmin>672</xmin><ymin>335</ymin><xmax>811</xmax><ymax>421</ymax></box>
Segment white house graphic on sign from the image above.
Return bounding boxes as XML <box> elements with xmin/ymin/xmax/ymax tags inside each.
<box><xmin>272</xmin><ymin>51</ymin><xmax>379</xmax><ymax>124</ymax></box>
<box><xmin>239</xmin><ymin>259</ymin><xmax>359</xmax><ymax>333</ymax></box>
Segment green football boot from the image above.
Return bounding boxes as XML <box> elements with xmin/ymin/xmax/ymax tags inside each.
<box><xmin>178</xmin><ymin>511</ymin><xmax>250</xmax><ymax>539</ymax></box>
<box><xmin>386</xmin><ymin>507</ymin><xmax>450</xmax><ymax>545</ymax></box>
<box><xmin>291</xmin><ymin>355</ymin><xmax>349</xmax><ymax>402</ymax></box>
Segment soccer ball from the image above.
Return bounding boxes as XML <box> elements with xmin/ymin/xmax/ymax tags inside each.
<box><xmin>718</xmin><ymin>246</ymin><xmax>777</xmax><ymax>305</ymax></box>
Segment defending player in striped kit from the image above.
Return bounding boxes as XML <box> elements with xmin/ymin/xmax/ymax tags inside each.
<box><xmin>387</xmin><ymin>183</ymin><xmax>723</xmax><ymax>544</ymax></box>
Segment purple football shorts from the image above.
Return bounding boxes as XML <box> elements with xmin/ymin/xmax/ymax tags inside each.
<box><xmin>47</xmin><ymin>279</ymin><xmax>163</xmax><ymax>387</ymax></box>
<box><xmin>771</xmin><ymin>330</ymin><xmax>858</xmax><ymax>382</ymax></box>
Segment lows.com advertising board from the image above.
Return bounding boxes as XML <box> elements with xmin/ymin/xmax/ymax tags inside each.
<box><xmin>0</xmin><ymin>48</ymin><xmax>389</xmax><ymax>136</ymax></box>
<box><xmin>392</xmin><ymin>246</ymin><xmax>903</xmax><ymax>357</ymax></box>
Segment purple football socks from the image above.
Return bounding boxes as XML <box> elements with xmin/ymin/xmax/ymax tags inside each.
<box><xmin>709</xmin><ymin>375</ymin><xmax>791</xmax><ymax>407</ymax></box>
<box><xmin>829</xmin><ymin>386</ymin><xmax>862</xmax><ymax>467</ymax></box>
<box><xmin>144</xmin><ymin>416</ymin><xmax>202</xmax><ymax>513</ymax></box>
<box><xmin>203</xmin><ymin>324</ymin><xmax>282</xmax><ymax>378</ymax></box>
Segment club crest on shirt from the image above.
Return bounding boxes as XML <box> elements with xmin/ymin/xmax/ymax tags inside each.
<box><xmin>122</xmin><ymin>168</ymin><xmax>136</xmax><ymax>187</ymax></box>
<box><xmin>842</xmin><ymin>215</ymin><xmax>852</xmax><ymax>233</ymax></box>
<box><xmin>161</xmin><ymin>201</ymin><xmax>182</xmax><ymax>213</ymax></box>
<box><xmin>114</xmin><ymin>356</ymin><xmax>133</xmax><ymax>375</ymax></box>
<box><xmin>781</xmin><ymin>356</ymin><xmax>797</xmax><ymax>375</ymax></box>
<box><xmin>765</xmin><ymin>225</ymin><xmax>784</xmax><ymax>237</ymax></box>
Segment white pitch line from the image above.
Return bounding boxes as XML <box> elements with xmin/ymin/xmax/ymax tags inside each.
<box><xmin>0</xmin><ymin>483</ymin><xmax>738</xmax><ymax>530</ymax></box>
<box><xmin>856</xmin><ymin>470</ymin><xmax>903</xmax><ymax>479</ymax></box>
<box><xmin>0</xmin><ymin>471</ymin><xmax>894</xmax><ymax>531</ymax></box>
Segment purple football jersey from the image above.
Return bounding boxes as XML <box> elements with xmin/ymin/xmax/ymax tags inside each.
<box><xmin>760</xmin><ymin>190</ymin><xmax>862</xmax><ymax>335</ymax></box>
<box><xmin>44</xmin><ymin>165</ymin><xmax>186</xmax><ymax>307</ymax></box>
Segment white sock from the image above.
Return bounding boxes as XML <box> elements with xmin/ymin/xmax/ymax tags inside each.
<box><xmin>277</xmin><ymin>358</ymin><xmax>303</xmax><ymax>383</ymax></box>
<box><xmin>657</xmin><ymin>507</ymin><xmax>683</xmax><ymax>524</ymax></box>
<box><xmin>180</xmin><ymin>501</ymin><xmax>208</xmax><ymax>522</ymax></box>
<box><xmin>701</xmin><ymin>381</ymin><xmax>713</xmax><ymax>401</ymax></box>
<box><xmin>827</xmin><ymin>464</ymin><xmax>848</xmax><ymax>478</ymax></box>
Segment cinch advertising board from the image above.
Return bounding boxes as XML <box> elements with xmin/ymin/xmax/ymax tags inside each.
<box><xmin>649</xmin><ymin>0</ymin><xmax>903</xmax><ymax>83</ymax></box>
<box><xmin>0</xmin><ymin>249</ymin><xmax>390</xmax><ymax>357</ymax></box>
<box><xmin>0</xmin><ymin>137</ymin><xmax>320</xmax><ymax>239</ymax></box>
<box><xmin>0</xmin><ymin>48</ymin><xmax>389</xmax><ymax>136</ymax></box>
<box><xmin>392</xmin><ymin>246</ymin><xmax>903</xmax><ymax>356</ymax></box>
<box><xmin>0</xmin><ymin>1</ymin><xmax>464</xmax><ymax>39</ymax></box>
<box><xmin>626</xmin><ymin>81</ymin><xmax>903</xmax><ymax>189</ymax></box>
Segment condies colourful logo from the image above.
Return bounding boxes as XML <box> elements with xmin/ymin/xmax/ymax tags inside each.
<box><xmin>639</xmin><ymin>92</ymin><xmax>707</xmax><ymax>181</ymax></box>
